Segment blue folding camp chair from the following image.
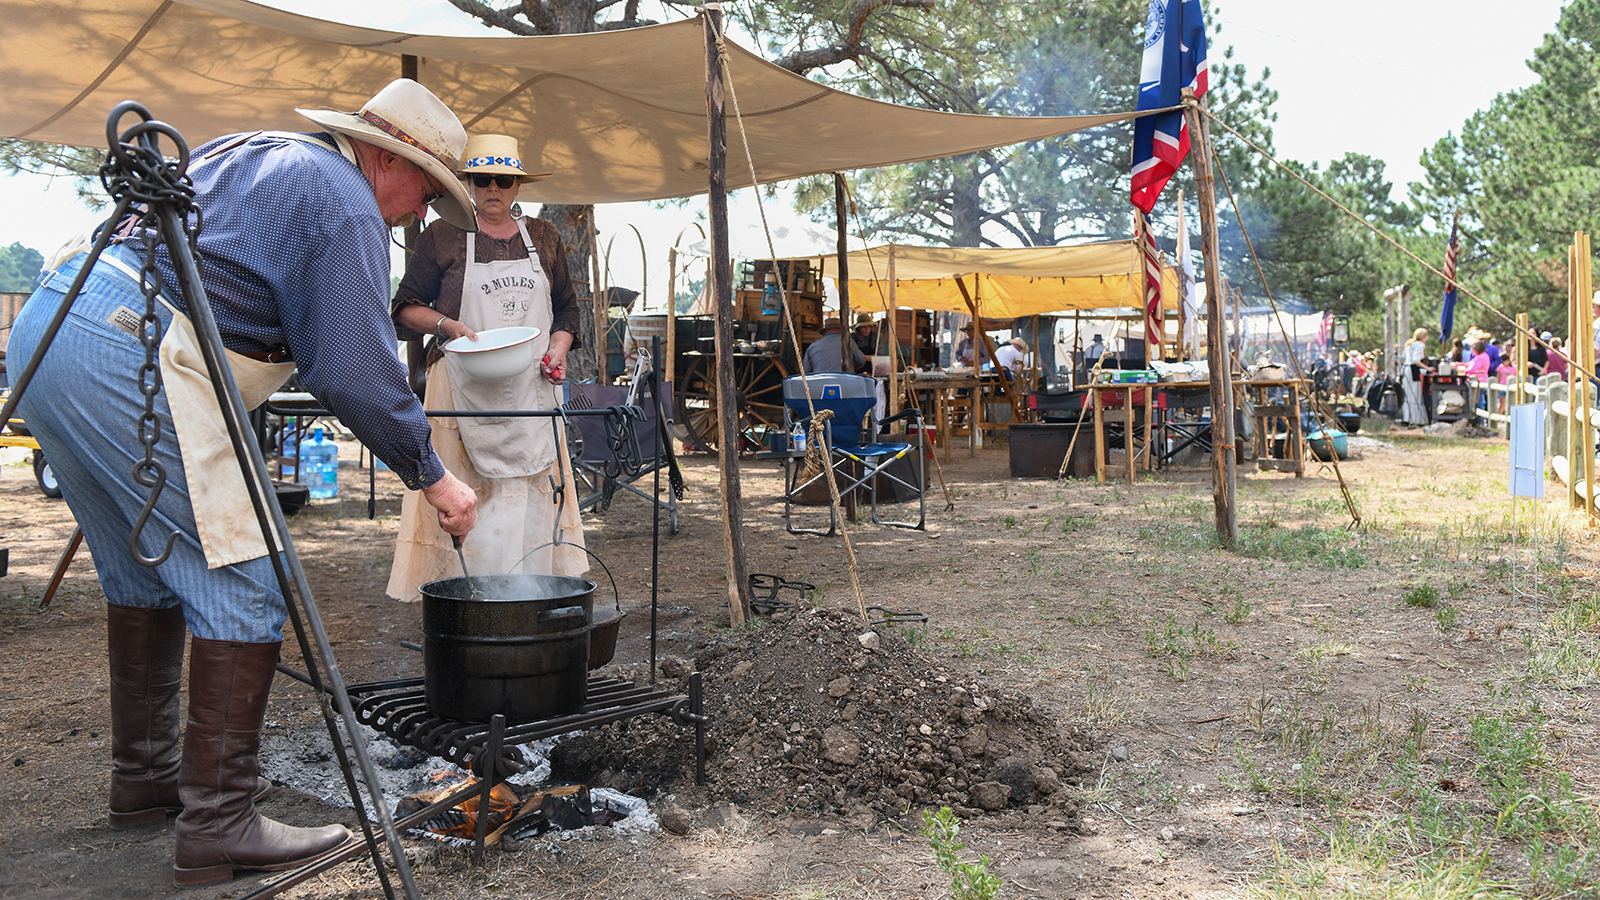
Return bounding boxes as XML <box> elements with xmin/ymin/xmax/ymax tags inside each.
<box><xmin>778</xmin><ymin>373</ymin><xmax>925</xmax><ymax>536</ymax></box>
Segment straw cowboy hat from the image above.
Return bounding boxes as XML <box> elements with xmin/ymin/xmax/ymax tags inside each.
<box><xmin>459</xmin><ymin>134</ymin><xmax>551</xmax><ymax>183</ymax></box>
<box><xmin>1008</xmin><ymin>337</ymin><xmax>1028</xmax><ymax>350</ymax></box>
<box><xmin>296</xmin><ymin>79</ymin><xmax>476</xmax><ymax>231</ymax></box>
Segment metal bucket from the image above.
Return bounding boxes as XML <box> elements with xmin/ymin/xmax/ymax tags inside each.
<box><xmin>421</xmin><ymin>573</ymin><xmax>595</xmax><ymax>724</ymax></box>
<box><xmin>587</xmin><ymin>606</ymin><xmax>626</xmax><ymax>670</ymax></box>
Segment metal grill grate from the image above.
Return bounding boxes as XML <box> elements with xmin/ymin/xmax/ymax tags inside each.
<box><xmin>342</xmin><ymin>674</ymin><xmax>705</xmax><ymax>779</ymax></box>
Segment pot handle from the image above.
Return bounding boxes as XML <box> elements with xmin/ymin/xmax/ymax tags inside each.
<box><xmin>538</xmin><ymin>605</ymin><xmax>587</xmax><ymax>623</ymax></box>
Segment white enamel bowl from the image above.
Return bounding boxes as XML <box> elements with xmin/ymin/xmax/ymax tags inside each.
<box><xmin>443</xmin><ymin>326</ymin><xmax>542</xmax><ymax>382</ymax></box>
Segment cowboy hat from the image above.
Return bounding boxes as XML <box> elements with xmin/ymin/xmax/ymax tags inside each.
<box><xmin>1009</xmin><ymin>337</ymin><xmax>1027</xmax><ymax>350</ymax></box>
<box><xmin>459</xmin><ymin>134</ymin><xmax>550</xmax><ymax>183</ymax></box>
<box><xmin>296</xmin><ymin>79</ymin><xmax>476</xmax><ymax>231</ymax></box>
<box><xmin>854</xmin><ymin>312</ymin><xmax>875</xmax><ymax>327</ymax></box>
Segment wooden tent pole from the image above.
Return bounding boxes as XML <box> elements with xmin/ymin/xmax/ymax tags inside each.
<box><xmin>589</xmin><ymin>215</ymin><xmax>606</xmax><ymax>385</ymax></box>
<box><xmin>1581</xmin><ymin>232</ymin><xmax>1595</xmax><ymax>520</ymax></box>
<box><xmin>889</xmin><ymin>246</ymin><xmax>901</xmax><ymax>417</ymax></box>
<box><xmin>1175</xmin><ymin>190</ymin><xmax>1187</xmax><ymax>363</ymax></box>
<box><xmin>1568</xmin><ymin>242</ymin><xmax>1580</xmax><ymax>510</ymax></box>
<box><xmin>836</xmin><ymin>174</ymin><xmax>851</xmax><ymax>373</ymax></box>
<box><xmin>667</xmin><ymin>245</ymin><xmax>678</xmax><ymax>387</ymax></box>
<box><xmin>704</xmin><ymin>5</ymin><xmax>751</xmax><ymax>624</ymax></box>
<box><xmin>1515</xmin><ymin>312</ymin><xmax>1529</xmax><ymax>408</ymax></box>
<box><xmin>1185</xmin><ymin>88</ymin><xmax>1238</xmax><ymax>547</ymax></box>
<box><xmin>954</xmin><ymin>279</ymin><xmax>1023</xmax><ymax>431</ymax></box>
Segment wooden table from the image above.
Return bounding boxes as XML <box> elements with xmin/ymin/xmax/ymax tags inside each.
<box><xmin>1089</xmin><ymin>383</ymin><xmax>1156</xmax><ymax>484</ymax></box>
<box><xmin>906</xmin><ymin>373</ymin><xmax>982</xmax><ymax>462</ymax></box>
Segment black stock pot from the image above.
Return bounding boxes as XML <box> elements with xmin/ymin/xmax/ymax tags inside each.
<box><xmin>421</xmin><ymin>573</ymin><xmax>595</xmax><ymax>724</ymax></box>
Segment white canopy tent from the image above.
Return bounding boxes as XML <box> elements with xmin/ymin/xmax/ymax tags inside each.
<box><xmin>2</xmin><ymin>0</ymin><xmax>1153</xmax><ymax>206</ymax></box>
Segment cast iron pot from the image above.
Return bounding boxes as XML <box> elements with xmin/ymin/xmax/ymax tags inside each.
<box><xmin>421</xmin><ymin>573</ymin><xmax>595</xmax><ymax>724</ymax></box>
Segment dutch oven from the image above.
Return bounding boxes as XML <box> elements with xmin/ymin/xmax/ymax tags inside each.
<box><xmin>421</xmin><ymin>573</ymin><xmax>595</xmax><ymax>724</ymax></box>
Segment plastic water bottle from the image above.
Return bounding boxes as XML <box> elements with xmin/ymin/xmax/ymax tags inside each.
<box><xmin>277</xmin><ymin>417</ymin><xmax>299</xmax><ymax>480</ymax></box>
<box><xmin>301</xmin><ymin>427</ymin><xmax>340</xmax><ymax>499</ymax></box>
<box><xmin>791</xmin><ymin>420</ymin><xmax>806</xmax><ymax>453</ymax></box>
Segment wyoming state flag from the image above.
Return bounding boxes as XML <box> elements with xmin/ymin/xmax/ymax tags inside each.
<box><xmin>1131</xmin><ymin>0</ymin><xmax>1209</xmax><ymax>213</ymax></box>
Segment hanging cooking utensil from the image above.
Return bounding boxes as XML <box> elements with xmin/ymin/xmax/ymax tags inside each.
<box><xmin>452</xmin><ymin>534</ymin><xmax>483</xmax><ymax>598</ymax></box>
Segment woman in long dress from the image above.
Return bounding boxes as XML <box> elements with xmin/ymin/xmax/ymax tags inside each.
<box><xmin>386</xmin><ymin>134</ymin><xmax>587</xmax><ymax>601</ymax></box>
<box><xmin>1400</xmin><ymin>328</ymin><xmax>1432</xmax><ymax>425</ymax></box>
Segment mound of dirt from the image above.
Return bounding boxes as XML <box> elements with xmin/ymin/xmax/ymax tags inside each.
<box><xmin>553</xmin><ymin>605</ymin><xmax>1097</xmax><ymax>820</ymax></box>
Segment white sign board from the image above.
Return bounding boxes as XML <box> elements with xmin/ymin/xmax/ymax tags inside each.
<box><xmin>1508</xmin><ymin>403</ymin><xmax>1545</xmax><ymax>499</ymax></box>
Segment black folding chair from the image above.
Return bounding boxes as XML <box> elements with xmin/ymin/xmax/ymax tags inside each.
<box><xmin>562</xmin><ymin>376</ymin><xmax>682</xmax><ymax>533</ymax></box>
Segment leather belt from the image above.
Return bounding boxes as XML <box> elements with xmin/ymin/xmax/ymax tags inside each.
<box><xmin>237</xmin><ymin>346</ymin><xmax>291</xmax><ymax>363</ymax></box>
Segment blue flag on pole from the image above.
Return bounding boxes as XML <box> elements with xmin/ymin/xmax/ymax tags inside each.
<box><xmin>1131</xmin><ymin>0</ymin><xmax>1209</xmax><ymax>214</ymax></box>
<box><xmin>1439</xmin><ymin>213</ymin><xmax>1460</xmax><ymax>346</ymax></box>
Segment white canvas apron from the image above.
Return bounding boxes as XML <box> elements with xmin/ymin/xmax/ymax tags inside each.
<box><xmin>385</xmin><ymin>219</ymin><xmax>585</xmax><ymax>600</ymax></box>
<box><xmin>155</xmin><ymin>131</ymin><xmax>355</xmax><ymax>567</ymax></box>
<box><xmin>442</xmin><ymin>219</ymin><xmax>557</xmax><ymax>478</ymax></box>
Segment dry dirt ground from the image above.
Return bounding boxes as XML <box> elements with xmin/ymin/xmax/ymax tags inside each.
<box><xmin>1</xmin><ymin>421</ymin><xmax>1598</xmax><ymax>900</ymax></box>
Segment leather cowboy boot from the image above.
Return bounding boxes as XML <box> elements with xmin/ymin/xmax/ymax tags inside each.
<box><xmin>106</xmin><ymin>605</ymin><xmax>271</xmax><ymax>829</ymax></box>
<box><xmin>173</xmin><ymin>638</ymin><xmax>351</xmax><ymax>886</ymax></box>
<box><xmin>107</xmin><ymin>603</ymin><xmax>186</xmax><ymax>828</ymax></box>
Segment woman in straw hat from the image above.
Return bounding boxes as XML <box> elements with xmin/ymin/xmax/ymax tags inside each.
<box><xmin>388</xmin><ymin>134</ymin><xmax>588</xmax><ymax>601</ymax></box>
<box><xmin>6</xmin><ymin>78</ymin><xmax>481</xmax><ymax>884</ymax></box>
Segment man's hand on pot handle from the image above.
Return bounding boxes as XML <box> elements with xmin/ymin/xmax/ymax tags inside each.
<box><xmin>423</xmin><ymin>471</ymin><xmax>477</xmax><ymax>537</ymax></box>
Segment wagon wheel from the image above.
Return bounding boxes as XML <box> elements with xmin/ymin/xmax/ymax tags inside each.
<box><xmin>675</xmin><ymin>353</ymin><xmax>788</xmax><ymax>456</ymax></box>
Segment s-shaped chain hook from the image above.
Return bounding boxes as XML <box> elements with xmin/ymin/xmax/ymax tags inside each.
<box><xmin>103</xmin><ymin>101</ymin><xmax>195</xmax><ymax>566</ymax></box>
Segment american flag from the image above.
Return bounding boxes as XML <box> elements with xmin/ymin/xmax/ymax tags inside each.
<box><xmin>1439</xmin><ymin>210</ymin><xmax>1460</xmax><ymax>345</ymax></box>
<box><xmin>1131</xmin><ymin>0</ymin><xmax>1209</xmax><ymax>213</ymax></box>
<box><xmin>1138</xmin><ymin>209</ymin><xmax>1164</xmax><ymax>356</ymax></box>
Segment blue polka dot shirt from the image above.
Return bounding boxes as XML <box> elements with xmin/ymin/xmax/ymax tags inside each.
<box><xmin>141</xmin><ymin>132</ymin><xmax>444</xmax><ymax>490</ymax></box>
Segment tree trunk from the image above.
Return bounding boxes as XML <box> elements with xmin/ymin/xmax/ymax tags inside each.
<box><xmin>539</xmin><ymin>202</ymin><xmax>599</xmax><ymax>383</ymax></box>
<box><xmin>950</xmin><ymin>154</ymin><xmax>983</xmax><ymax>246</ymax></box>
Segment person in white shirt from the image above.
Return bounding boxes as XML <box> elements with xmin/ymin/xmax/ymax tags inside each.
<box><xmin>995</xmin><ymin>336</ymin><xmax>1028</xmax><ymax>375</ymax></box>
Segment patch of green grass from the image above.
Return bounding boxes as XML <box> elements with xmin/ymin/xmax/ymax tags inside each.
<box><xmin>1080</xmin><ymin>673</ymin><xmax>1133</xmax><ymax>725</ymax></box>
<box><xmin>1143</xmin><ymin>614</ymin><xmax>1238</xmax><ymax>682</ymax></box>
<box><xmin>1059</xmin><ymin>513</ymin><xmax>1098</xmax><ymax>535</ymax></box>
<box><xmin>1252</xmin><ymin>821</ymin><xmax>1516</xmax><ymax>900</ymax></box>
<box><xmin>1222</xmin><ymin>593</ymin><xmax>1254</xmax><ymax>624</ymax></box>
<box><xmin>1402</xmin><ymin>584</ymin><xmax>1440</xmax><ymax>608</ymax></box>
<box><xmin>1435</xmin><ymin>604</ymin><xmax>1457</xmax><ymax>631</ymax></box>
<box><xmin>1235</xmin><ymin>523</ymin><xmax>1366</xmax><ymax>568</ymax></box>
<box><xmin>1469</xmin><ymin>706</ymin><xmax>1583</xmax><ymax>839</ymax></box>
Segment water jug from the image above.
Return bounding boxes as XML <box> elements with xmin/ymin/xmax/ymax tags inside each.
<box><xmin>302</xmin><ymin>427</ymin><xmax>340</xmax><ymax>499</ymax></box>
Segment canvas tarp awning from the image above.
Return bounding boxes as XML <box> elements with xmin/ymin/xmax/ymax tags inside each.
<box><xmin>1</xmin><ymin>0</ymin><xmax>1153</xmax><ymax>206</ymax></box>
<box><xmin>814</xmin><ymin>242</ymin><xmax>1182</xmax><ymax>319</ymax></box>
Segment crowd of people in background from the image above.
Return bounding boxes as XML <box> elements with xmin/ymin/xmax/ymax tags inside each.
<box><xmin>1362</xmin><ymin>304</ymin><xmax>1587</xmax><ymax>427</ymax></box>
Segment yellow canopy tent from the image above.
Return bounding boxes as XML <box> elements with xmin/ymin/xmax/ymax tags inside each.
<box><xmin>816</xmin><ymin>241</ymin><xmax>1180</xmax><ymax>317</ymax></box>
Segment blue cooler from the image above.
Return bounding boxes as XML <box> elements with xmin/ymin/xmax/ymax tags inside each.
<box><xmin>782</xmin><ymin>373</ymin><xmax>875</xmax><ymax>447</ymax></box>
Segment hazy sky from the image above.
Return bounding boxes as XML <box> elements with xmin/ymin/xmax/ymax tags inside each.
<box><xmin>0</xmin><ymin>0</ymin><xmax>1572</xmax><ymax>300</ymax></box>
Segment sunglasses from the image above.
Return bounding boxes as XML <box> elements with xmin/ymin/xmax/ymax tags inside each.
<box><xmin>471</xmin><ymin>174</ymin><xmax>519</xmax><ymax>190</ymax></box>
